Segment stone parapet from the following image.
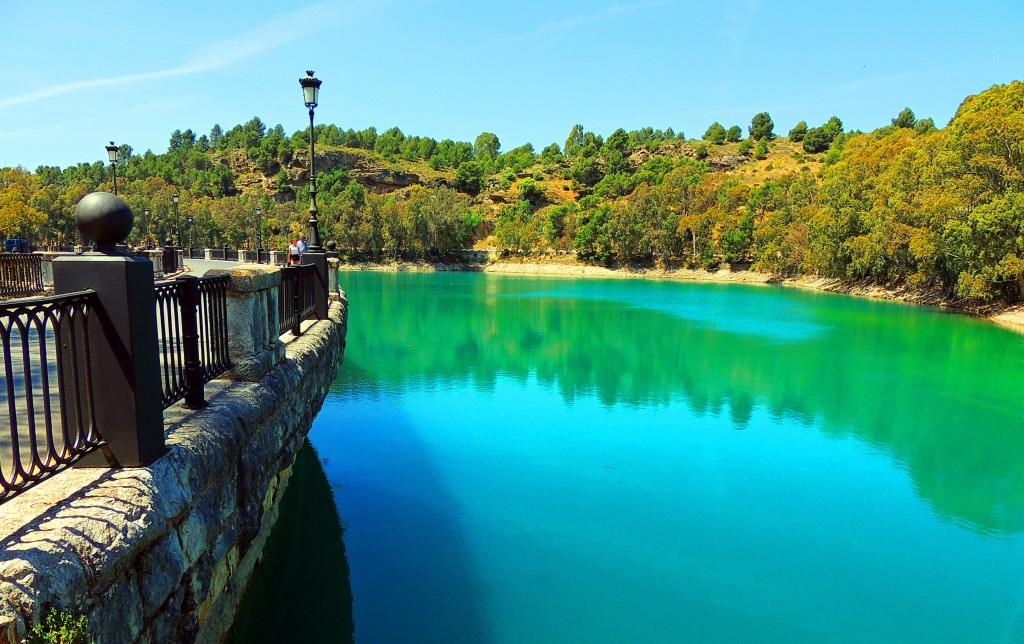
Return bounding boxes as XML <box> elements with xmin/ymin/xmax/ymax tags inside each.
<box><xmin>203</xmin><ymin>264</ymin><xmax>286</xmax><ymax>382</ymax></box>
<box><xmin>0</xmin><ymin>294</ymin><xmax>348</xmax><ymax>643</ymax></box>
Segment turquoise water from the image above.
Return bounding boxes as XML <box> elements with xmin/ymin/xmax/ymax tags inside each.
<box><xmin>246</xmin><ymin>271</ymin><xmax>1024</xmax><ymax>642</ymax></box>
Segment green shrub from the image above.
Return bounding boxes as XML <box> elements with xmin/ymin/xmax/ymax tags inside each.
<box><xmin>27</xmin><ymin>609</ymin><xmax>92</xmax><ymax>644</ymax></box>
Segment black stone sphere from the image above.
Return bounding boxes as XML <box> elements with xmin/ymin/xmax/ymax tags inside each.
<box><xmin>75</xmin><ymin>192</ymin><xmax>133</xmax><ymax>245</ymax></box>
<box><xmin>325</xmin><ymin>240</ymin><xmax>337</xmax><ymax>251</ymax></box>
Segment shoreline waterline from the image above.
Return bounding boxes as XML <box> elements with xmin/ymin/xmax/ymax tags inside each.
<box><xmin>336</xmin><ymin>259</ymin><xmax>1024</xmax><ymax>334</ymax></box>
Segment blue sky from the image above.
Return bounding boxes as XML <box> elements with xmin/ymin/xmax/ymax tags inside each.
<box><xmin>1</xmin><ymin>0</ymin><xmax>1022</xmax><ymax>170</ymax></box>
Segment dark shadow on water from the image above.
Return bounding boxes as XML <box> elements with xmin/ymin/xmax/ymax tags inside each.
<box><xmin>226</xmin><ymin>442</ymin><xmax>354</xmax><ymax>644</ymax></box>
<box><xmin>310</xmin><ymin>371</ymin><xmax>492</xmax><ymax>643</ymax></box>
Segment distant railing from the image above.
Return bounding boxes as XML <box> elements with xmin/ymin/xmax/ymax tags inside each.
<box><xmin>278</xmin><ymin>264</ymin><xmax>317</xmax><ymax>336</ymax></box>
<box><xmin>154</xmin><ymin>274</ymin><xmax>232</xmax><ymax>409</ymax></box>
<box><xmin>0</xmin><ymin>290</ymin><xmax>103</xmax><ymax>502</ymax></box>
<box><xmin>0</xmin><ymin>255</ymin><xmax>44</xmax><ymax>298</ymax></box>
<box><xmin>224</xmin><ymin>248</ymin><xmax>239</xmax><ymax>262</ymax></box>
<box><xmin>188</xmin><ymin>248</ymin><xmax>205</xmax><ymax>260</ymax></box>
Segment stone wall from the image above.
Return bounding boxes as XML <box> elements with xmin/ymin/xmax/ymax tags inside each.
<box><xmin>0</xmin><ymin>291</ymin><xmax>348</xmax><ymax>643</ymax></box>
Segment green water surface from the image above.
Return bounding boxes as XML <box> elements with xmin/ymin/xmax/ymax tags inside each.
<box><xmin>247</xmin><ymin>271</ymin><xmax>1024</xmax><ymax>642</ymax></box>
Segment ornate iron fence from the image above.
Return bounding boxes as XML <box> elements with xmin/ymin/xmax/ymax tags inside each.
<box><xmin>0</xmin><ymin>290</ymin><xmax>103</xmax><ymax>502</ymax></box>
<box><xmin>0</xmin><ymin>254</ymin><xmax>44</xmax><ymax>298</ymax></box>
<box><xmin>154</xmin><ymin>274</ymin><xmax>232</xmax><ymax>409</ymax></box>
<box><xmin>278</xmin><ymin>264</ymin><xmax>317</xmax><ymax>337</ymax></box>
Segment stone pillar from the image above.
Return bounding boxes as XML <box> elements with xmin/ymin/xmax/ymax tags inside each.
<box><xmin>327</xmin><ymin>257</ymin><xmax>339</xmax><ymax>300</ymax></box>
<box><xmin>204</xmin><ymin>264</ymin><xmax>286</xmax><ymax>381</ymax></box>
<box><xmin>205</xmin><ymin>248</ymin><xmax>215</xmax><ymax>261</ymax></box>
<box><xmin>53</xmin><ymin>192</ymin><xmax>165</xmax><ymax>467</ymax></box>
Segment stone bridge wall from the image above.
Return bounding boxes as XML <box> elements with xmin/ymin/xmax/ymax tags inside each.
<box><xmin>0</xmin><ymin>290</ymin><xmax>348</xmax><ymax>643</ymax></box>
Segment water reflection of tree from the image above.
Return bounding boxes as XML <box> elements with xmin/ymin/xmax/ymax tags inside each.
<box><xmin>227</xmin><ymin>442</ymin><xmax>354</xmax><ymax>643</ymax></box>
<box><xmin>340</xmin><ymin>271</ymin><xmax>1024</xmax><ymax>535</ymax></box>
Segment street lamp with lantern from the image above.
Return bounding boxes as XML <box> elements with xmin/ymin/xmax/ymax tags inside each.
<box><xmin>105</xmin><ymin>142</ymin><xmax>119</xmax><ymax>195</ymax></box>
<box><xmin>187</xmin><ymin>215</ymin><xmax>194</xmax><ymax>249</ymax></box>
<box><xmin>255</xmin><ymin>207</ymin><xmax>262</xmax><ymax>258</ymax></box>
<box><xmin>299</xmin><ymin>70</ymin><xmax>323</xmax><ymax>252</ymax></box>
<box><xmin>172</xmin><ymin>192</ymin><xmax>180</xmax><ymax>247</ymax></box>
<box><xmin>143</xmin><ymin>208</ymin><xmax>151</xmax><ymax>248</ymax></box>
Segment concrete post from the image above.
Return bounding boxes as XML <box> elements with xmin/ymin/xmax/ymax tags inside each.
<box><xmin>327</xmin><ymin>257</ymin><xmax>339</xmax><ymax>300</ymax></box>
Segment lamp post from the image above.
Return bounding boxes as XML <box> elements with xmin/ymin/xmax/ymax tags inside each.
<box><xmin>300</xmin><ymin>70</ymin><xmax>323</xmax><ymax>252</ymax></box>
<box><xmin>187</xmin><ymin>215</ymin><xmax>194</xmax><ymax>249</ymax></box>
<box><xmin>144</xmin><ymin>208</ymin><xmax>151</xmax><ymax>248</ymax></box>
<box><xmin>255</xmin><ymin>207</ymin><xmax>262</xmax><ymax>257</ymax></box>
<box><xmin>172</xmin><ymin>192</ymin><xmax>180</xmax><ymax>247</ymax></box>
<box><xmin>105</xmin><ymin>142</ymin><xmax>119</xmax><ymax>196</ymax></box>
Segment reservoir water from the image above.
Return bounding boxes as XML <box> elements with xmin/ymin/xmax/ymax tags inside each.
<box><xmin>235</xmin><ymin>271</ymin><xmax>1024</xmax><ymax>643</ymax></box>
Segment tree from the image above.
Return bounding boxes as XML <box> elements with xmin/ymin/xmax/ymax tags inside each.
<box><xmin>540</xmin><ymin>143</ymin><xmax>563</xmax><ymax>164</ymax></box>
<box><xmin>474</xmin><ymin>132</ymin><xmax>501</xmax><ymax>161</ymax></box>
<box><xmin>210</xmin><ymin>124</ymin><xmax>223</xmax><ymax>148</ymax></box>
<box><xmin>517</xmin><ymin>178</ymin><xmax>543</xmax><ymax>206</ymax></box>
<box><xmin>892</xmin><ymin>107</ymin><xmax>917</xmax><ymax>129</ymax></box>
<box><xmin>755</xmin><ymin>137</ymin><xmax>769</xmax><ymax>160</ymax></box>
<box><xmin>565</xmin><ymin>124</ymin><xmax>586</xmax><ymax>158</ymax></box>
<box><xmin>788</xmin><ymin>121</ymin><xmax>808</xmax><ymax>142</ymax></box>
<box><xmin>749</xmin><ymin>112</ymin><xmax>775</xmax><ymax>140</ymax></box>
<box><xmin>914</xmin><ymin>118</ymin><xmax>938</xmax><ymax>135</ymax></box>
<box><xmin>822</xmin><ymin>116</ymin><xmax>844</xmax><ymax>140</ymax></box>
<box><xmin>703</xmin><ymin>122</ymin><xmax>727</xmax><ymax>145</ymax></box>
<box><xmin>726</xmin><ymin>125</ymin><xmax>743</xmax><ymax>142</ymax></box>
<box><xmin>374</xmin><ymin>127</ymin><xmax>405</xmax><ymax>157</ymax></box>
<box><xmin>454</xmin><ymin>160</ymin><xmax>486</xmax><ymax>194</ymax></box>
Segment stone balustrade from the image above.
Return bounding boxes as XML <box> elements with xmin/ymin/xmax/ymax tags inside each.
<box><xmin>0</xmin><ymin>278</ymin><xmax>347</xmax><ymax>643</ymax></box>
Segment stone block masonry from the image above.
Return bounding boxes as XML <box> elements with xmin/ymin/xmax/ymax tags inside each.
<box><xmin>0</xmin><ymin>292</ymin><xmax>348</xmax><ymax>643</ymax></box>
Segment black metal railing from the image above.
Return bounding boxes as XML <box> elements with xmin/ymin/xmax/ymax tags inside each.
<box><xmin>278</xmin><ymin>264</ymin><xmax>317</xmax><ymax>337</ymax></box>
<box><xmin>0</xmin><ymin>255</ymin><xmax>44</xmax><ymax>298</ymax></box>
<box><xmin>0</xmin><ymin>290</ymin><xmax>103</xmax><ymax>502</ymax></box>
<box><xmin>188</xmin><ymin>248</ymin><xmax>205</xmax><ymax>260</ymax></box>
<box><xmin>196</xmin><ymin>275</ymin><xmax>231</xmax><ymax>383</ymax></box>
<box><xmin>224</xmin><ymin>248</ymin><xmax>239</xmax><ymax>262</ymax></box>
<box><xmin>154</xmin><ymin>274</ymin><xmax>231</xmax><ymax>409</ymax></box>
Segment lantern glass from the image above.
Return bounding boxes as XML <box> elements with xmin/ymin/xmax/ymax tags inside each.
<box><xmin>173</xmin><ymin>192</ymin><xmax>179</xmax><ymax>204</ymax></box>
<box><xmin>303</xmin><ymin>84</ymin><xmax>318</xmax><ymax>107</ymax></box>
<box><xmin>106</xmin><ymin>144</ymin><xmax>118</xmax><ymax>163</ymax></box>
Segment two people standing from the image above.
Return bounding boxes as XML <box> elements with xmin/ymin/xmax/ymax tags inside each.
<box><xmin>287</xmin><ymin>234</ymin><xmax>307</xmax><ymax>266</ymax></box>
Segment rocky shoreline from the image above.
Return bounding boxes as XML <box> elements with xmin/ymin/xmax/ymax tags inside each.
<box><xmin>336</xmin><ymin>259</ymin><xmax>1024</xmax><ymax>334</ymax></box>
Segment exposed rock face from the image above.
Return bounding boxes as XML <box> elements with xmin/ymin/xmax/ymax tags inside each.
<box><xmin>628</xmin><ymin>142</ymin><xmax>748</xmax><ymax>172</ymax></box>
<box><xmin>707</xmin><ymin>154</ymin><xmax>747</xmax><ymax>171</ymax></box>
<box><xmin>288</xmin><ymin>150</ymin><xmax>420</xmax><ymax>194</ymax></box>
<box><xmin>0</xmin><ymin>294</ymin><xmax>348</xmax><ymax>643</ymax></box>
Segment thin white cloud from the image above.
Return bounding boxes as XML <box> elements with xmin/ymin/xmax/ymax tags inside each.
<box><xmin>722</xmin><ymin>0</ymin><xmax>761</xmax><ymax>62</ymax></box>
<box><xmin>490</xmin><ymin>0</ymin><xmax>671</xmax><ymax>46</ymax></box>
<box><xmin>0</xmin><ymin>1</ymin><xmax>372</xmax><ymax>110</ymax></box>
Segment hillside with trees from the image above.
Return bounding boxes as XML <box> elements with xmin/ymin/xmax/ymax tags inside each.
<box><xmin>1</xmin><ymin>81</ymin><xmax>1022</xmax><ymax>303</ymax></box>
